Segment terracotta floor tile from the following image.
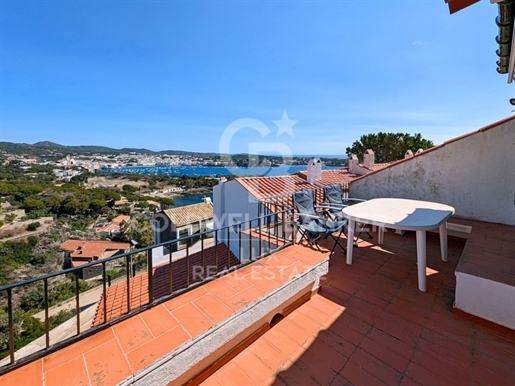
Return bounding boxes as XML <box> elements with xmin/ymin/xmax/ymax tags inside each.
<box><xmin>279</xmin><ymin>261</ymin><xmax>311</xmax><ymax>280</ymax></box>
<box><xmin>212</xmin><ymin>362</ymin><xmax>254</xmax><ymax>386</ymax></box>
<box><xmin>164</xmin><ymin>286</ymin><xmax>209</xmax><ymax>312</ymax></box>
<box><xmin>218</xmin><ymin>274</ymin><xmax>254</xmax><ymax>294</ymax></box>
<box><xmin>232</xmin><ymin>349</ymin><xmax>275</xmax><ymax>386</ymax></box>
<box><xmin>286</xmin><ymin>309</ymin><xmax>322</xmax><ymax>336</ymax></box>
<box><xmin>297</xmin><ymin>300</ymin><xmax>342</xmax><ymax>327</ymax></box>
<box><xmin>340</xmin><ymin>359</ymin><xmax>389</xmax><ymax>386</ymax></box>
<box><xmin>275</xmin><ymin>360</ymin><xmax>320</xmax><ymax>386</ymax></box>
<box><xmin>259</xmin><ymin>266</ymin><xmax>290</xmax><ymax>286</ymax></box>
<box><xmin>84</xmin><ymin>339</ymin><xmax>132</xmax><ymax>386</ymax></box>
<box><xmin>307</xmin><ymin>293</ymin><xmax>343</xmax><ymax>316</ymax></box>
<box><xmin>248</xmin><ymin>336</ymin><xmax>290</xmax><ymax>372</ymax></box>
<box><xmin>113</xmin><ymin>315</ymin><xmax>153</xmax><ymax>354</ymax></box>
<box><xmin>225</xmin><ymin>286</ymin><xmax>265</xmax><ymax>311</ymax></box>
<box><xmin>193</xmin><ymin>293</ymin><xmax>234</xmax><ymax>323</ymax></box>
<box><xmin>45</xmin><ymin>355</ymin><xmax>89</xmax><ymax>386</ymax></box>
<box><xmin>0</xmin><ymin>359</ymin><xmax>43</xmax><ymax>386</ymax></box>
<box><xmin>125</xmin><ymin>325</ymin><xmax>191</xmax><ymax>373</ymax></box>
<box><xmin>140</xmin><ymin>304</ymin><xmax>179</xmax><ymax>337</ymax></box>
<box><xmin>246</xmin><ymin>271</ymin><xmax>284</xmax><ymax>293</ymax></box>
<box><xmin>263</xmin><ymin>328</ymin><xmax>303</xmax><ymax>361</ymax></box>
<box><xmin>347</xmin><ymin>347</ymin><xmax>403</xmax><ymax>386</ymax></box>
<box><xmin>43</xmin><ymin>328</ymin><xmax>116</xmax><ymax>372</ymax></box>
<box><xmin>373</xmin><ymin>311</ymin><xmax>423</xmax><ymax>347</ymax></box>
<box><xmin>274</xmin><ymin>317</ymin><xmax>317</xmax><ymax>348</ymax></box>
<box><xmin>260</xmin><ymin>252</ymin><xmax>299</xmax><ymax>270</ymax></box>
<box><xmin>203</xmin><ymin>279</ymin><xmax>238</xmax><ymax>301</ymax></box>
<box><xmin>171</xmin><ymin>302</ymin><xmax>214</xmax><ymax>337</ymax></box>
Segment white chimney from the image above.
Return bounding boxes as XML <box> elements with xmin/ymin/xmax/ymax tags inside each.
<box><xmin>415</xmin><ymin>149</ymin><xmax>424</xmax><ymax>155</ymax></box>
<box><xmin>363</xmin><ymin>149</ymin><xmax>375</xmax><ymax>169</ymax></box>
<box><xmin>307</xmin><ymin>158</ymin><xmax>322</xmax><ymax>184</ymax></box>
<box><xmin>348</xmin><ymin>154</ymin><xmax>359</xmax><ymax>174</ymax></box>
<box><xmin>405</xmin><ymin>150</ymin><xmax>414</xmax><ymax>159</ymax></box>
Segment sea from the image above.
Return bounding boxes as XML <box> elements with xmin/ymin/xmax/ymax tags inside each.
<box><xmin>102</xmin><ymin>164</ymin><xmax>342</xmax><ymax>207</ymax></box>
<box><xmin>101</xmin><ymin>164</ymin><xmax>341</xmax><ymax>178</ymax></box>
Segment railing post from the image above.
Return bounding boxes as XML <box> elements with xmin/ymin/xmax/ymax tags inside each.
<box><xmin>44</xmin><ymin>278</ymin><xmax>49</xmax><ymax>348</ymax></box>
<box><xmin>258</xmin><ymin>214</ymin><xmax>262</xmax><ymax>257</ymax></box>
<box><xmin>168</xmin><ymin>242</ymin><xmax>173</xmax><ymax>294</ymax></box>
<box><xmin>186</xmin><ymin>242</ymin><xmax>190</xmax><ymax>287</ymax></box>
<box><xmin>201</xmin><ymin>232</ymin><xmax>205</xmax><ymax>280</ymax></box>
<box><xmin>215</xmin><ymin>229</ymin><xmax>219</xmax><ymax>275</ymax></box>
<box><xmin>102</xmin><ymin>261</ymin><xmax>107</xmax><ymax>324</ymax></box>
<box><xmin>227</xmin><ymin>226</ymin><xmax>231</xmax><ymax>269</ymax></box>
<box><xmin>126</xmin><ymin>256</ymin><xmax>131</xmax><ymax>313</ymax></box>
<box><xmin>147</xmin><ymin>248</ymin><xmax>153</xmax><ymax>304</ymax></box>
<box><xmin>75</xmin><ymin>273</ymin><xmax>80</xmax><ymax>335</ymax></box>
<box><xmin>7</xmin><ymin>289</ymin><xmax>14</xmax><ymax>364</ymax></box>
<box><xmin>238</xmin><ymin>223</ymin><xmax>242</xmax><ymax>262</ymax></box>
<box><xmin>249</xmin><ymin>219</ymin><xmax>253</xmax><ymax>261</ymax></box>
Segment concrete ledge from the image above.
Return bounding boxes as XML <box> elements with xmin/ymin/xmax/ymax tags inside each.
<box><xmin>453</xmin><ymin>219</ymin><xmax>515</xmax><ymax>330</ymax></box>
<box><xmin>455</xmin><ymin>272</ymin><xmax>515</xmax><ymax>330</ymax></box>
<box><xmin>120</xmin><ymin>255</ymin><xmax>329</xmax><ymax>385</ymax></box>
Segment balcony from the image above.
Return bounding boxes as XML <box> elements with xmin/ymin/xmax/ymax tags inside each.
<box><xmin>0</xmin><ymin>201</ymin><xmax>513</xmax><ymax>385</ymax></box>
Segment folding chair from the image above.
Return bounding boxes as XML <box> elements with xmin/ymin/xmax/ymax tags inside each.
<box><xmin>322</xmin><ymin>183</ymin><xmax>374</xmax><ymax>243</ymax></box>
<box><xmin>292</xmin><ymin>188</ymin><xmax>347</xmax><ymax>256</ymax></box>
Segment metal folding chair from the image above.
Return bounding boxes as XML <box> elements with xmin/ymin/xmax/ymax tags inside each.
<box><xmin>322</xmin><ymin>183</ymin><xmax>374</xmax><ymax>244</ymax></box>
<box><xmin>292</xmin><ymin>188</ymin><xmax>347</xmax><ymax>255</ymax></box>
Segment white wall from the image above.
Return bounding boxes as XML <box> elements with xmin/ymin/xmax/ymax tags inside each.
<box><xmin>213</xmin><ymin>180</ymin><xmax>260</xmax><ymax>259</ymax></box>
<box><xmin>455</xmin><ymin>272</ymin><xmax>515</xmax><ymax>329</ymax></box>
<box><xmin>350</xmin><ymin>118</ymin><xmax>515</xmax><ymax>225</ymax></box>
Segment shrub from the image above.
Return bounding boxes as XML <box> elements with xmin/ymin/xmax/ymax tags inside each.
<box><xmin>26</xmin><ymin>222</ymin><xmax>41</xmax><ymax>232</ymax></box>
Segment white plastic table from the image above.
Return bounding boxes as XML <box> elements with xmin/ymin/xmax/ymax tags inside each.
<box><xmin>341</xmin><ymin>198</ymin><xmax>455</xmax><ymax>292</ymax></box>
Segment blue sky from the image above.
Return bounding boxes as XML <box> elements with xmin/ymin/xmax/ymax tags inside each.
<box><xmin>0</xmin><ymin>0</ymin><xmax>510</xmax><ymax>156</ymax></box>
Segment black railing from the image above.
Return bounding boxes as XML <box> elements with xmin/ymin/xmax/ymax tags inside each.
<box><xmin>0</xmin><ymin>209</ymin><xmax>293</xmax><ymax>375</ymax></box>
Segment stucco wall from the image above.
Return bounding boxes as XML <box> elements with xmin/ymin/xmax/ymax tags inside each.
<box><xmin>350</xmin><ymin>118</ymin><xmax>515</xmax><ymax>225</ymax></box>
<box><xmin>213</xmin><ymin>180</ymin><xmax>260</xmax><ymax>259</ymax></box>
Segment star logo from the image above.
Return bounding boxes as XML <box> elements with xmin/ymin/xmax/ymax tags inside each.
<box><xmin>272</xmin><ymin>111</ymin><xmax>298</xmax><ymax>137</ymax></box>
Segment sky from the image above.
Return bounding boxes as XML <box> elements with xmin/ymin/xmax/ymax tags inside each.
<box><xmin>0</xmin><ymin>0</ymin><xmax>511</xmax><ymax>156</ymax></box>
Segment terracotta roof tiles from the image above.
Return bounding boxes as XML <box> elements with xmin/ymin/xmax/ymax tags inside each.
<box><xmin>237</xmin><ymin>175</ymin><xmax>318</xmax><ymax>199</ymax></box>
<box><xmin>61</xmin><ymin>240</ymin><xmax>130</xmax><ymax>260</ymax></box>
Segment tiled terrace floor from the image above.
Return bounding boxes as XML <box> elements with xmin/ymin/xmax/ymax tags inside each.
<box><xmin>202</xmin><ymin>231</ymin><xmax>515</xmax><ymax>386</ymax></box>
<box><xmin>2</xmin><ymin>225</ymin><xmax>515</xmax><ymax>385</ymax></box>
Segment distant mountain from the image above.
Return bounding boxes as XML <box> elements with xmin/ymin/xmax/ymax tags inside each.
<box><xmin>0</xmin><ymin>141</ymin><xmax>347</xmax><ymax>165</ymax></box>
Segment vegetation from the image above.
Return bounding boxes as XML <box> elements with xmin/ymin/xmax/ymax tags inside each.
<box><xmin>346</xmin><ymin>132</ymin><xmax>434</xmax><ymax>163</ymax></box>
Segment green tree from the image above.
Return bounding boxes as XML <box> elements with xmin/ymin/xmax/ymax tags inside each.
<box><xmin>43</xmin><ymin>194</ymin><xmax>64</xmax><ymax>213</ymax></box>
<box><xmin>122</xmin><ymin>184</ymin><xmax>139</xmax><ymax>193</ymax></box>
<box><xmin>126</xmin><ymin>219</ymin><xmax>154</xmax><ymax>247</ymax></box>
<box><xmin>22</xmin><ymin>196</ymin><xmax>46</xmax><ymax>212</ymax></box>
<box><xmin>346</xmin><ymin>132</ymin><xmax>434</xmax><ymax>163</ymax></box>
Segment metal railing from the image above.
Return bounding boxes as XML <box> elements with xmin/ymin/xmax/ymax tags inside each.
<box><xmin>0</xmin><ymin>208</ymin><xmax>293</xmax><ymax>375</ymax></box>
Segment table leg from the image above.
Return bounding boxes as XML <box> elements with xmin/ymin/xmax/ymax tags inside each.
<box><xmin>416</xmin><ymin>230</ymin><xmax>427</xmax><ymax>292</ymax></box>
<box><xmin>346</xmin><ymin>219</ymin><xmax>355</xmax><ymax>265</ymax></box>
<box><xmin>378</xmin><ymin>226</ymin><xmax>384</xmax><ymax>245</ymax></box>
<box><xmin>439</xmin><ymin>222</ymin><xmax>448</xmax><ymax>262</ymax></box>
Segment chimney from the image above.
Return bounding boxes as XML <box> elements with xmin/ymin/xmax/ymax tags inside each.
<box><xmin>415</xmin><ymin>149</ymin><xmax>424</xmax><ymax>155</ymax></box>
<box><xmin>404</xmin><ymin>150</ymin><xmax>414</xmax><ymax>159</ymax></box>
<box><xmin>363</xmin><ymin>149</ymin><xmax>375</xmax><ymax>169</ymax></box>
<box><xmin>348</xmin><ymin>154</ymin><xmax>359</xmax><ymax>174</ymax></box>
<box><xmin>307</xmin><ymin>158</ymin><xmax>322</xmax><ymax>184</ymax></box>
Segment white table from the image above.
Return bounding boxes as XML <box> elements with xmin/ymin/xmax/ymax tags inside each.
<box><xmin>341</xmin><ymin>198</ymin><xmax>455</xmax><ymax>292</ymax></box>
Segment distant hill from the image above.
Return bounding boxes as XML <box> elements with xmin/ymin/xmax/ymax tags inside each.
<box><xmin>0</xmin><ymin>141</ymin><xmax>348</xmax><ymax>165</ymax></box>
<box><xmin>0</xmin><ymin>141</ymin><xmax>225</xmax><ymax>158</ymax></box>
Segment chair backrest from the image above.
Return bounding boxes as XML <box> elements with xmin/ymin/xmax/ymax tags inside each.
<box><xmin>324</xmin><ymin>183</ymin><xmax>343</xmax><ymax>206</ymax></box>
<box><xmin>292</xmin><ymin>189</ymin><xmax>317</xmax><ymax>224</ymax></box>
